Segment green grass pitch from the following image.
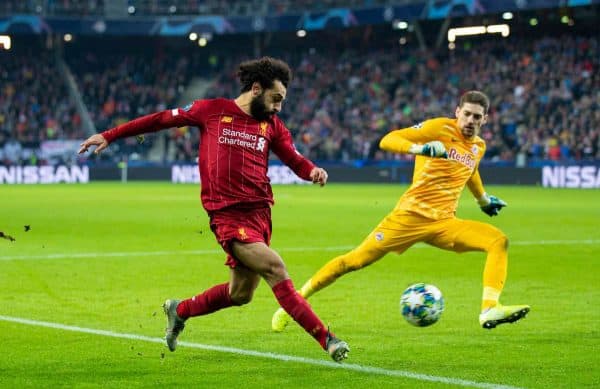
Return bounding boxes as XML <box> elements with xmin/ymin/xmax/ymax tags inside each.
<box><xmin>1</xmin><ymin>183</ymin><xmax>599</xmax><ymax>388</ymax></box>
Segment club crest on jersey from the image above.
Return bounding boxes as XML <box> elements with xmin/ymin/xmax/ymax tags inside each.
<box><xmin>238</xmin><ymin>228</ymin><xmax>248</xmax><ymax>240</ymax></box>
<box><xmin>259</xmin><ymin>122</ymin><xmax>268</xmax><ymax>136</ymax></box>
<box><xmin>411</xmin><ymin>122</ymin><xmax>424</xmax><ymax>129</ymax></box>
<box><xmin>221</xmin><ymin>116</ymin><xmax>233</xmax><ymax>123</ymax></box>
<box><xmin>471</xmin><ymin>145</ymin><xmax>479</xmax><ymax>155</ymax></box>
<box><xmin>374</xmin><ymin>232</ymin><xmax>384</xmax><ymax>241</ymax></box>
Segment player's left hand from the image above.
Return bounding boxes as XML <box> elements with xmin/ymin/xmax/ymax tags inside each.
<box><xmin>478</xmin><ymin>194</ymin><xmax>507</xmax><ymax>217</ymax></box>
<box><xmin>310</xmin><ymin>167</ymin><xmax>328</xmax><ymax>187</ymax></box>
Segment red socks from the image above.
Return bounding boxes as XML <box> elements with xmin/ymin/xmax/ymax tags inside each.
<box><xmin>176</xmin><ymin>282</ymin><xmax>235</xmax><ymax>319</ymax></box>
<box><xmin>272</xmin><ymin>279</ymin><xmax>328</xmax><ymax>349</ymax></box>
<box><xmin>175</xmin><ymin>279</ymin><xmax>329</xmax><ymax>350</ymax></box>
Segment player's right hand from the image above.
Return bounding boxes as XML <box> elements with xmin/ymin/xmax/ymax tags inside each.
<box><xmin>309</xmin><ymin>167</ymin><xmax>328</xmax><ymax>187</ymax></box>
<box><xmin>78</xmin><ymin>134</ymin><xmax>108</xmax><ymax>155</ymax></box>
<box><xmin>421</xmin><ymin>141</ymin><xmax>448</xmax><ymax>158</ymax></box>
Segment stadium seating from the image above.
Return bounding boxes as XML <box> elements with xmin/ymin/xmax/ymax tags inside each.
<box><xmin>1</xmin><ymin>32</ymin><xmax>597</xmax><ymax>165</ymax></box>
<box><xmin>205</xmin><ymin>35</ymin><xmax>599</xmax><ymax>164</ymax></box>
<box><xmin>0</xmin><ymin>49</ymin><xmax>82</xmax><ymax>165</ymax></box>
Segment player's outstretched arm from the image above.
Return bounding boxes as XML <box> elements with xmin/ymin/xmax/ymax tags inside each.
<box><xmin>379</xmin><ymin>128</ymin><xmax>447</xmax><ymax>158</ymax></box>
<box><xmin>78</xmin><ymin>134</ymin><xmax>109</xmax><ymax>155</ymax></box>
<box><xmin>78</xmin><ymin>108</ymin><xmax>199</xmax><ymax>157</ymax></box>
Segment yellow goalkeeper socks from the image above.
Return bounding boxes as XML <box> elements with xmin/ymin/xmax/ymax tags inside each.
<box><xmin>481</xmin><ymin>238</ymin><xmax>508</xmax><ymax>311</ymax></box>
<box><xmin>299</xmin><ymin>248</ymin><xmax>381</xmax><ymax>299</ymax></box>
<box><xmin>303</xmin><ymin>255</ymin><xmax>349</xmax><ymax>296</ymax></box>
<box><xmin>298</xmin><ymin>279</ymin><xmax>315</xmax><ymax>299</ymax></box>
<box><xmin>482</xmin><ymin>287</ymin><xmax>501</xmax><ymax>311</ymax></box>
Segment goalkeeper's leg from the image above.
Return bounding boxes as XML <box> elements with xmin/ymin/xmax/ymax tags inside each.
<box><xmin>271</xmin><ymin>238</ymin><xmax>387</xmax><ymax>332</ymax></box>
<box><xmin>481</xmin><ymin>234</ymin><xmax>509</xmax><ymax>311</ymax></box>
<box><xmin>431</xmin><ymin>219</ymin><xmax>530</xmax><ymax>328</ymax></box>
<box><xmin>478</xmin><ymin>233</ymin><xmax>529</xmax><ymax>328</ymax></box>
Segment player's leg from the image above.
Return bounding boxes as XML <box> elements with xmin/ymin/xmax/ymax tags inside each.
<box><xmin>300</xmin><ymin>210</ymin><xmax>427</xmax><ymax>300</ymax></box>
<box><xmin>228</xmin><ymin>264</ymin><xmax>261</xmax><ymax>305</ymax></box>
<box><xmin>272</xmin><ymin>240</ymin><xmax>388</xmax><ymax>331</ymax></box>
<box><xmin>427</xmin><ymin>219</ymin><xmax>529</xmax><ymax>328</ymax></box>
<box><xmin>301</xmin><ymin>237</ymin><xmax>389</xmax><ymax>298</ymax></box>
<box><xmin>232</xmin><ymin>241</ymin><xmax>349</xmax><ymax>361</ymax></box>
<box><xmin>163</xmin><ymin>268</ymin><xmax>251</xmax><ymax>352</ymax></box>
<box><xmin>273</xmin><ymin>211</ymin><xmax>422</xmax><ymax>332</ymax></box>
<box><xmin>429</xmin><ymin>219</ymin><xmax>509</xmax><ymax>309</ymax></box>
<box><xmin>164</xmin><ymin>207</ymin><xmax>267</xmax><ymax>352</ymax></box>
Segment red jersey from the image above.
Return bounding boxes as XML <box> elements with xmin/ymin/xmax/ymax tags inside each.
<box><xmin>101</xmin><ymin>98</ymin><xmax>315</xmax><ymax>211</ymax></box>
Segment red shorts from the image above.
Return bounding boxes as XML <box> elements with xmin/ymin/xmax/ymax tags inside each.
<box><xmin>209</xmin><ymin>206</ymin><xmax>272</xmax><ymax>268</ymax></box>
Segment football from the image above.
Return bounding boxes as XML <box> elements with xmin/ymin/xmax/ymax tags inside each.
<box><xmin>400</xmin><ymin>283</ymin><xmax>445</xmax><ymax>327</ymax></box>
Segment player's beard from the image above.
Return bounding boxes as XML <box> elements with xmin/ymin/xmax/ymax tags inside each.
<box><xmin>462</xmin><ymin>125</ymin><xmax>475</xmax><ymax>138</ymax></box>
<box><xmin>250</xmin><ymin>93</ymin><xmax>275</xmax><ymax>121</ymax></box>
<box><xmin>462</xmin><ymin>124</ymin><xmax>479</xmax><ymax>138</ymax></box>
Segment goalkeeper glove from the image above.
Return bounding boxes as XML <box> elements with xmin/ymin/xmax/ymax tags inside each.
<box><xmin>409</xmin><ymin>141</ymin><xmax>448</xmax><ymax>158</ymax></box>
<box><xmin>477</xmin><ymin>193</ymin><xmax>507</xmax><ymax>217</ymax></box>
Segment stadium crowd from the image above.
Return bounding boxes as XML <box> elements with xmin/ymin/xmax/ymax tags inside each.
<box><xmin>204</xmin><ymin>34</ymin><xmax>599</xmax><ymax>165</ymax></box>
<box><xmin>65</xmin><ymin>46</ymin><xmax>209</xmax><ymax>162</ymax></box>
<box><xmin>1</xmin><ymin>34</ymin><xmax>598</xmax><ymax>166</ymax></box>
<box><xmin>0</xmin><ymin>49</ymin><xmax>82</xmax><ymax>165</ymax></box>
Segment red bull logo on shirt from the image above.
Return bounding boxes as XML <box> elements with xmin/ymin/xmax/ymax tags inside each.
<box><xmin>448</xmin><ymin>148</ymin><xmax>476</xmax><ymax>169</ymax></box>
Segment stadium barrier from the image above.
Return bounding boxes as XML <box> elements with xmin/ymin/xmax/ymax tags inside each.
<box><xmin>2</xmin><ymin>164</ymin><xmax>600</xmax><ymax>188</ymax></box>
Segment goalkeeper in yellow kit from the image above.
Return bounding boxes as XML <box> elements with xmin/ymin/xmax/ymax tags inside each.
<box><xmin>272</xmin><ymin>91</ymin><xmax>529</xmax><ymax>331</ymax></box>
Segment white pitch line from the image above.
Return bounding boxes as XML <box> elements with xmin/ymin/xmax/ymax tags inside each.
<box><xmin>0</xmin><ymin>246</ymin><xmax>355</xmax><ymax>261</ymax></box>
<box><xmin>1</xmin><ymin>239</ymin><xmax>599</xmax><ymax>262</ymax></box>
<box><xmin>0</xmin><ymin>315</ymin><xmax>521</xmax><ymax>389</ymax></box>
<box><xmin>510</xmin><ymin>239</ymin><xmax>600</xmax><ymax>246</ymax></box>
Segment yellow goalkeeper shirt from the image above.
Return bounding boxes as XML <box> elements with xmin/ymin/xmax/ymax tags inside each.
<box><xmin>380</xmin><ymin>117</ymin><xmax>487</xmax><ymax>220</ymax></box>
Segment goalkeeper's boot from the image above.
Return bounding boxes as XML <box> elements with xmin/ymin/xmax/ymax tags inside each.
<box><xmin>479</xmin><ymin>304</ymin><xmax>530</xmax><ymax>329</ymax></box>
<box><xmin>271</xmin><ymin>307</ymin><xmax>292</xmax><ymax>332</ymax></box>
<box><xmin>163</xmin><ymin>299</ymin><xmax>186</xmax><ymax>351</ymax></box>
<box><xmin>325</xmin><ymin>331</ymin><xmax>350</xmax><ymax>362</ymax></box>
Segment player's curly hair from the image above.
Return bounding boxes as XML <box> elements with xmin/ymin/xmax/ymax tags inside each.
<box><xmin>237</xmin><ymin>57</ymin><xmax>292</xmax><ymax>93</ymax></box>
<box><xmin>459</xmin><ymin>91</ymin><xmax>490</xmax><ymax>113</ymax></box>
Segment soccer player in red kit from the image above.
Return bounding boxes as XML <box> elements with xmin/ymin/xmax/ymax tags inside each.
<box><xmin>78</xmin><ymin>57</ymin><xmax>349</xmax><ymax>362</ymax></box>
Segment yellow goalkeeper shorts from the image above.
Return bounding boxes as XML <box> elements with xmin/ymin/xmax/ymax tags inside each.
<box><xmin>353</xmin><ymin>209</ymin><xmax>506</xmax><ymax>261</ymax></box>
